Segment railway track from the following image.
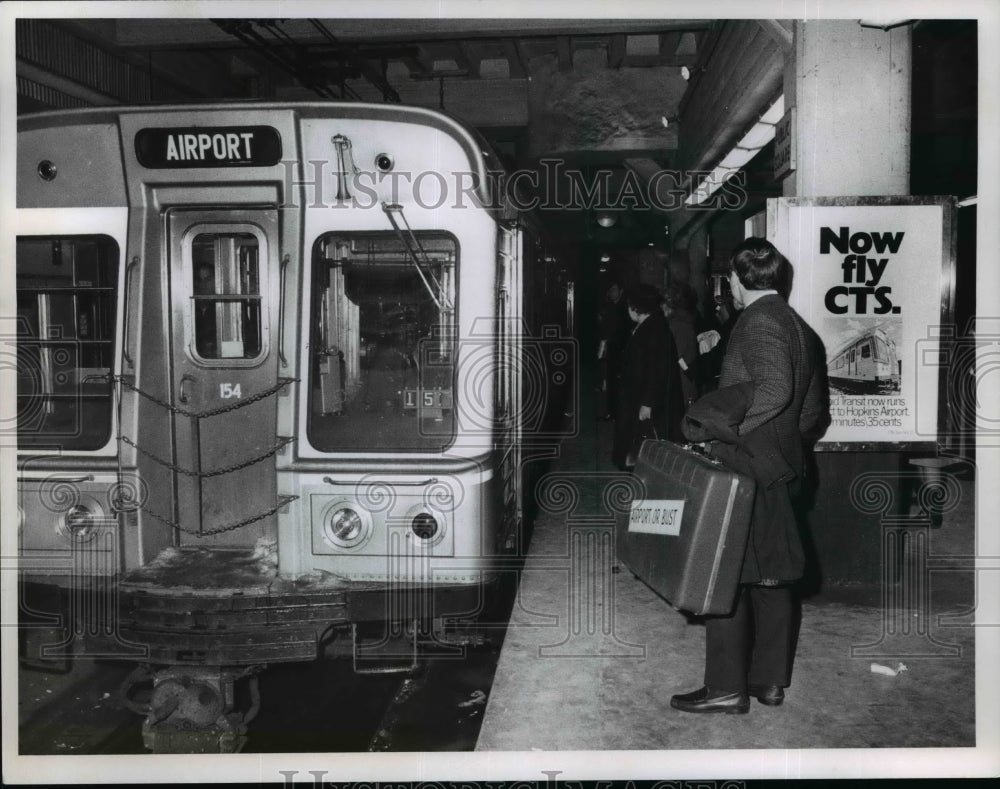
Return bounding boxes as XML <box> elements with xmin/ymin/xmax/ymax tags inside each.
<box><xmin>829</xmin><ymin>378</ymin><xmax>901</xmax><ymax>396</ymax></box>
<box><xmin>18</xmin><ymin>658</ymin><xmax>146</xmax><ymax>755</ymax></box>
<box><xmin>18</xmin><ymin>640</ymin><xmax>502</xmax><ymax>754</ymax></box>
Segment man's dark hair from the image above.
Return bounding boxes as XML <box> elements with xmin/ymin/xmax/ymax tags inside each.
<box><xmin>729</xmin><ymin>237</ymin><xmax>787</xmax><ymax>291</ymax></box>
<box><xmin>625</xmin><ymin>284</ymin><xmax>663</xmax><ymax>316</ymax></box>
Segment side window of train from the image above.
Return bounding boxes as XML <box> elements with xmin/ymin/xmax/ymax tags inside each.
<box><xmin>308</xmin><ymin>232</ymin><xmax>458</xmax><ymax>452</ymax></box>
<box><xmin>15</xmin><ymin>235</ymin><xmax>119</xmax><ymax>450</ymax></box>
<box><xmin>189</xmin><ymin>232</ymin><xmax>263</xmax><ymax>362</ymax></box>
<box><xmin>861</xmin><ymin>342</ymin><xmax>872</xmax><ymax>359</ymax></box>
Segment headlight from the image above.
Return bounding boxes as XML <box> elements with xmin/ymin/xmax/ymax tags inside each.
<box><xmin>330</xmin><ymin>508</ymin><xmax>362</xmax><ymax>541</ymax></box>
<box><xmin>410</xmin><ymin>512</ymin><xmax>439</xmax><ymax>540</ymax></box>
<box><xmin>322</xmin><ymin>505</ymin><xmax>372</xmax><ymax>549</ymax></box>
<box><xmin>61</xmin><ymin>504</ymin><xmax>97</xmax><ymax>541</ymax></box>
<box><xmin>403</xmin><ymin>501</ymin><xmax>447</xmax><ymax>547</ymax></box>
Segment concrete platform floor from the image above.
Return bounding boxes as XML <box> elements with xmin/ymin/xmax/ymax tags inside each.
<box><xmin>477</xmin><ymin>420</ymin><xmax>978</xmax><ymax>751</ymax></box>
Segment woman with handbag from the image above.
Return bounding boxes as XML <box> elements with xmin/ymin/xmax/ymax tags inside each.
<box><xmin>611</xmin><ymin>285</ymin><xmax>684</xmax><ymax>470</ymax></box>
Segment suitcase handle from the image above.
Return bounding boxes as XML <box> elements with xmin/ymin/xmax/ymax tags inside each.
<box><xmin>683</xmin><ymin>442</ymin><xmax>725</xmax><ymax>466</ymax></box>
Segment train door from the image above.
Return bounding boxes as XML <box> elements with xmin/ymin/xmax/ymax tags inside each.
<box><xmin>496</xmin><ymin>222</ymin><xmax>523</xmax><ymax>551</ymax></box>
<box><xmin>165</xmin><ymin>209</ymin><xmax>283</xmax><ymax>546</ymax></box>
<box><xmin>859</xmin><ymin>340</ymin><xmax>871</xmax><ymax>378</ymax></box>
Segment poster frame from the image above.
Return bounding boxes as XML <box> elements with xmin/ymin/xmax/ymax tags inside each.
<box><xmin>766</xmin><ymin>194</ymin><xmax>958</xmax><ymax>452</ymax></box>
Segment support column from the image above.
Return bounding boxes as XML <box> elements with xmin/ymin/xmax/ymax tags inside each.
<box><xmin>785</xmin><ymin>20</ymin><xmax>911</xmax><ymax>197</ymax></box>
<box><xmin>783</xmin><ymin>22</ymin><xmax>918</xmax><ymax>590</ymax></box>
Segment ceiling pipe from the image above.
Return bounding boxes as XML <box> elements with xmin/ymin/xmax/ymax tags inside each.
<box><xmin>309</xmin><ymin>19</ymin><xmax>400</xmax><ymax>102</ymax></box>
<box><xmin>756</xmin><ymin>20</ymin><xmax>793</xmax><ymax>52</ymax></box>
<box><xmin>212</xmin><ymin>19</ymin><xmax>343</xmax><ymax>100</ymax></box>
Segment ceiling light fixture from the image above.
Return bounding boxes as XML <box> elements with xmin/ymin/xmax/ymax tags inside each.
<box><xmin>596</xmin><ymin>213</ymin><xmax>617</xmax><ymax>228</ymax></box>
<box><xmin>858</xmin><ymin>19</ymin><xmax>914</xmax><ymax>31</ymax></box>
<box><xmin>685</xmin><ymin>94</ymin><xmax>785</xmax><ymax>207</ymax></box>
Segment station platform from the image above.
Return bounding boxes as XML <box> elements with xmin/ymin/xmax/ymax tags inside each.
<box><xmin>476</xmin><ymin>417</ymin><xmax>978</xmax><ymax>751</ymax></box>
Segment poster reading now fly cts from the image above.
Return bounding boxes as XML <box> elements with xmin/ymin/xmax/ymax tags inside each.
<box><xmin>768</xmin><ymin>197</ymin><xmax>956</xmax><ymax>448</ymax></box>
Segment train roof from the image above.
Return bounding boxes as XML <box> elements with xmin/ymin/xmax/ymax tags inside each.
<box><xmin>17</xmin><ymin>100</ymin><xmax>530</xmax><ymax>223</ymax></box>
<box><xmin>827</xmin><ymin>325</ymin><xmax>896</xmax><ymax>361</ymax></box>
<box><xmin>19</xmin><ymin>99</ymin><xmax>478</xmax><ymax>139</ymax></box>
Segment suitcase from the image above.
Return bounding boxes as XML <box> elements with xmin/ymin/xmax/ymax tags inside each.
<box><xmin>615</xmin><ymin>440</ymin><xmax>756</xmax><ymax>615</ymax></box>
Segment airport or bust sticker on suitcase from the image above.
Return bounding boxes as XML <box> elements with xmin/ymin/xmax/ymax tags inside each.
<box><xmin>616</xmin><ymin>440</ymin><xmax>756</xmax><ymax>615</ymax></box>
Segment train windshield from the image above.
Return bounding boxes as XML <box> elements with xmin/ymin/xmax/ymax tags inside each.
<box><xmin>308</xmin><ymin>232</ymin><xmax>457</xmax><ymax>452</ymax></box>
<box><xmin>874</xmin><ymin>335</ymin><xmax>889</xmax><ymax>362</ymax></box>
<box><xmin>15</xmin><ymin>236</ymin><xmax>119</xmax><ymax>449</ymax></box>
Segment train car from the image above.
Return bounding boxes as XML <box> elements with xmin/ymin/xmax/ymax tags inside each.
<box><xmin>827</xmin><ymin>325</ymin><xmax>900</xmax><ymax>393</ymax></box>
<box><xmin>14</xmin><ymin>102</ymin><xmax>573</xmax><ymax>752</ymax></box>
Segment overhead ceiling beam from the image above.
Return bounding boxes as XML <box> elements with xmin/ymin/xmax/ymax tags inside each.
<box><xmin>454</xmin><ymin>41</ymin><xmax>477</xmax><ymax>77</ymax></box>
<box><xmin>659</xmin><ymin>32</ymin><xmax>682</xmax><ymax>59</ymax></box>
<box><xmin>113</xmin><ymin>18</ymin><xmax>715</xmax><ymax>49</ymax></box>
<box><xmin>608</xmin><ymin>35</ymin><xmax>626</xmax><ymax>69</ymax></box>
<box><xmin>306</xmin><ymin>45</ymin><xmax>421</xmax><ymax>62</ymax></box>
<box><xmin>557</xmin><ymin>36</ymin><xmax>573</xmax><ymax>71</ymax></box>
<box><xmin>403</xmin><ymin>54</ymin><xmax>429</xmax><ymax>77</ymax></box>
<box><xmin>503</xmin><ymin>38</ymin><xmax>526</xmax><ymax>78</ymax></box>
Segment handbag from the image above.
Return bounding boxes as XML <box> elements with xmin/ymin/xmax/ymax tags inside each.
<box><xmin>625</xmin><ymin>419</ymin><xmax>659</xmax><ymax>469</ymax></box>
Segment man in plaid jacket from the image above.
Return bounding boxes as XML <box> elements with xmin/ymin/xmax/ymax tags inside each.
<box><xmin>672</xmin><ymin>237</ymin><xmax>829</xmax><ymax>714</ymax></box>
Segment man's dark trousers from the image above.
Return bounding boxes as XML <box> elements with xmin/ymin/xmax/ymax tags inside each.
<box><xmin>704</xmin><ymin>584</ymin><xmax>796</xmax><ymax>692</ymax></box>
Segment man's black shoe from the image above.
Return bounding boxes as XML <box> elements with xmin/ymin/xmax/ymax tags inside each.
<box><xmin>748</xmin><ymin>685</ymin><xmax>785</xmax><ymax>706</ymax></box>
<box><xmin>670</xmin><ymin>686</ymin><xmax>749</xmax><ymax>714</ymax></box>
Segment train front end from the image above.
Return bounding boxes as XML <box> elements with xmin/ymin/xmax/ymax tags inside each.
<box><xmin>14</xmin><ymin>103</ymin><xmax>521</xmax><ymax>752</ymax></box>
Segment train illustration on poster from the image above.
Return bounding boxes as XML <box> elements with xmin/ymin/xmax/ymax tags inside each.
<box><xmin>824</xmin><ymin>318</ymin><xmax>902</xmax><ymax>395</ymax></box>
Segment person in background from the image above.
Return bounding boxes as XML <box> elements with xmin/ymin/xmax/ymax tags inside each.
<box><xmin>596</xmin><ymin>283</ymin><xmax>632</xmax><ymax>421</ymax></box>
<box><xmin>663</xmin><ymin>281</ymin><xmax>703</xmax><ymax>407</ymax></box>
<box><xmin>670</xmin><ymin>237</ymin><xmax>829</xmax><ymax>715</ymax></box>
<box><xmin>611</xmin><ymin>284</ymin><xmax>683</xmax><ymax>470</ymax></box>
<box><xmin>193</xmin><ymin>262</ymin><xmax>218</xmax><ymax>358</ymax></box>
<box><xmin>697</xmin><ymin>286</ymin><xmax>738</xmax><ymax>392</ymax></box>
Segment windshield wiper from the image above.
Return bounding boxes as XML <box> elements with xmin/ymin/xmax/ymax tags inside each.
<box><xmin>381</xmin><ymin>202</ymin><xmax>453</xmax><ymax>312</ymax></box>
